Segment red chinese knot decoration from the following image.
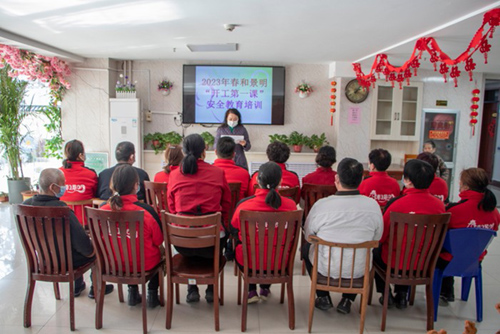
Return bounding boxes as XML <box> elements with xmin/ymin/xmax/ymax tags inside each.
<box><xmin>352</xmin><ymin>8</ymin><xmax>500</xmax><ymax>89</ymax></box>
<box><xmin>330</xmin><ymin>80</ymin><xmax>337</xmax><ymax>126</ymax></box>
<box><xmin>470</xmin><ymin>88</ymin><xmax>480</xmax><ymax>136</ymax></box>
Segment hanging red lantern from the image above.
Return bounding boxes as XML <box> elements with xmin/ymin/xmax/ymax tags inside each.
<box><xmin>470</xmin><ymin>88</ymin><xmax>481</xmax><ymax>136</ymax></box>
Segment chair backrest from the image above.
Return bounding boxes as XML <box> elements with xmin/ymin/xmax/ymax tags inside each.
<box><xmin>144</xmin><ymin>181</ymin><xmax>169</xmax><ymax>215</ymax></box>
<box><xmin>309</xmin><ymin>235</ymin><xmax>378</xmax><ymax>291</ymax></box>
<box><xmin>161</xmin><ymin>212</ymin><xmax>221</xmax><ymax>276</ymax></box>
<box><xmin>13</xmin><ymin>205</ymin><xmax>74</xmax><ymax>278</ymax></box>
<box><xmin>386</xmin><ymin>170</ymin><xmax>404</xmax><ymax>181</ymax></box>
<box><xmin>278</xmin><ymin>186</ymin><xmax>300</xmax><ymax>204</ymax></box>
<box><xmin>301</xmin><ymin>183</ymin><xmax>337</xmax><ymax>218</ymax></box>
<box><xmin>62</xmin><ymin>199</ymin><xmax>93</xmax><ymax>226</ymax></box>
<box><xmin>239</xmin><ymin>210</ymin><xmax>302</xmax><ymax>278</ymax></box>
<box><xmin>442</xmin><ymin>228</ymin><xmax>497</xmax><ymax>276</ymax></box>
<box><xmin>86</xmin><ymin>207</ymin><xmax>146</xmax><ymax>277</ymax></box>
<box><xmin>387</xmin><ymin>212</ymin><xmax>450</xmax><ymax>280</ymax></box>
<box><xmin>228</xmin><ymin>182</ymin><xmax>242</xmax><ymax>222</ymax></box>
<box><xmin>404</xmin><ymin>154</ymin><xmax>418</xmax><ymax>164</ymax></box>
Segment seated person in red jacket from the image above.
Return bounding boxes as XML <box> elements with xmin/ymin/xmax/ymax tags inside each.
<box><xmin>59</xmin><ymin>140</ymin><xmax>98</xmax><ymax>225</ymax></box>
<box><xmin>101</xmin><ymin>164</ymin><xmax>163</xmax><ymax>308</ymax></box>
<box><xmin>301</xmin><ymin>145</ymin><xmax>337</xmax><ymax>193</ymax></box>
<box><xmin>373</xmin><ymin>159</ymin><xmax>445</xmax><ymax>309</ymax></box>
<box><xmin>358</xmin><ymin>148</ymin><xmax>400</xmax><ymax>207</ymax></box>
<box><xmin>249</xmin><ymin>141</ymin><xmax>300</xmax><ymax>197</ymax></box>
<box><xmin>154</xmin><ymin>144</ymin><xmax>183</xmax><ymax>183</ymax></box>
<box><xmin>414</xmin><ymin>152</ymin><xmax>449</xmax><ymax>203</ymax></box>
<box><xmin>24</xmin><ymin>168</ymin><xmax>113</xmax><ymax>299</ymax></box>
<box><xmin>438</xmin><ymin>168</ymin><xmax>499</xmax><ymax>305</ymax></box>
<box><xmin>231</xmin><ymin>162</ymin><xmax>297</xmax><ymax>303</ymax></box>
<box><xmin>167</xmin><ymin>134</ymin><xmax>231</xmax><ymax>304</ymax></box>
<box><xmin>213</xmin><ymin>136</ymin><xmax>250</xmax><ymax>199</ymax></box>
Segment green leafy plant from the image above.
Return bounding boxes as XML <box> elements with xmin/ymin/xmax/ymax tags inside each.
<box><xmin>268</xmin><ymin>134</ymin><xmax>288</xmax><ymax>144</ymax></box>
<box><xmin>158</xmin><ymin>80</ymin><xmax>173</xmax><ymax>92</ymax></box>
<box><xmin>295</xmin><ymin>83</ymin><xmax>313</xmax><ymax>93</ymax></box>
<box><xmin>307</xmin><ymin>133</ymin><xmax>329</xmax><ymax>150</ymax></box>
<box><xmin>287</xmin><ymin>131</ymin><xmax>306</xmax><ymax>146</ymax></box>
<box><xmin>201</xmin><ymin>131</ymin><xmax>215</xmax><ymax>149</ymax></box>
<box><xmin>41</xmin><ymin>103</ymin><xmax>63</xmax><ymax>159</ymax></box>
<box><xmin>165</xmin><ymin>131</ymin><xmax>182</xmax><ymax>145</ymax></box>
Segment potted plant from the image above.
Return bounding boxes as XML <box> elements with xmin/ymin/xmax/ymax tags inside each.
<box><xmin>288</xmin><ymin>131</ymin><xmax>306</xmax><ymax>153</ymax></box>
<box><xmin>307</xmin><ymin>133</ymin><xmax>329</xmax><ymax>152</ymax></box>
<box><xmin>295</xmin><ymin>82</ymin><xmax>313</xmax><ymax>98</ymax></box>
<box><xmin>158</xmin><ymin>80</ymin><xmax>173</xmax><ymax>96</ymax></box>
<box><xmin>0</xmin><ymin>64</ymin><xmax>32</xmax><ymax>203</ymax></box>
<box><xmin>268</xmin><ymin>134</ymin><xmax>288</xmax><ymax>143</ymax></box>
<box><xmin>0</xmin><ymin>192</ymin><xmax>9</xmax><ymax>202</ymax></box>
<box><xmin>115</xmin><ymin>74</ymin><xmax>136</xmax><ymax>98</ymax></box>
<box><xmin>201</xmin><ymin>131</ymin><xmax>215</xmax><ymax>150</ymax></box>
<box><xmin>165</xmin><ymin>131</ymin><xmax>182</xmax><ymax>145</ymax></box>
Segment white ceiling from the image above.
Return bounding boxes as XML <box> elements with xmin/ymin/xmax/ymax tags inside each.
<box><xmin>1</xmin><ymin>0</ymin><xmax>500</xmax><ymax>76</ymax></box>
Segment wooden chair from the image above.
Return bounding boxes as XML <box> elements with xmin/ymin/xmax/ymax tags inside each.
<box><xmin>368</xmin><ymin>212</ymin><xmax>450</xmax><ymax>331</ymax></box>
<box><xmin>13</xmin><ymin>204</ymin><xmax>96</xmax><ymax>331</ymax></box>
<box><xmin>236</xmin><ymin>210</ymin><xmax>303</xmax><ymax>331</ymax></box>
<box><xmin>404</xmin><ymin>154</ymin><xmax>418</xmax><ymax>164</ymax></box>
<box><xmin>300</xmin><ymin>184</ymin><xmax>337</xmax><ymax>274</ymax></box>
<box><xmin>144</xmin><ymin>180</ymin><xmax>169</xmax><ymax>216</ymax></box>
<box><xmin>92</xmin><ymin>197</ymin><xmax>107</xmax><ymax>208</ymax></box>
<box><xmin>307</xmin><ymin>236</ymin><xmax>379</xmax><ymax>334</ymax></box>
<box><xmin>228</xmin><ymin>182</ymin><xmax>242</xmax><ymax>276</ymax></box>
<box><xmin>161</xmin><ymin>212</ymin><xmax>225</xmax><ymax>331</ymax></box>
<box><xmin>62</xmin><ymin>199</ymin><xmax>93</xmax><ymax>226</ymax></box>
<box><xmin>253</xmin><ymin>184</ymin><xmax>300</xmax><ymax>204</ymax></box>
<box><xmin>386</xmin><ymin>170</ymin><xmax>403</xmax><ymax>181</ymax></box>
<box><xmin>86</xmin><ymin>207</ymin><xmax>164</xmax><ymax>334</ymax></box>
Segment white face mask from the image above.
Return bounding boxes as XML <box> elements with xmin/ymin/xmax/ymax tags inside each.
<box><xmin>228</xmin><ymin>120</ymin><xmax>238</xmax><ymax>128</ymax></box>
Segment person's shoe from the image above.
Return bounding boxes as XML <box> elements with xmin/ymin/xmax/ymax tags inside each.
<box><xmin>147</xmin><ymin>290</ymin><xmax>161</xmax><ymax>308</ymax></box>
<box><xmin>314</xmin><ymin>296</ymin><xmax>333</xmax><ymax>311</ymax></box>
<box><xmin>128</xmin><ymin>286</ymin><xmax>142</xmax><ymax>306</ymax></box>
<box><xmin>440</xmin><ymin>292</ymin><xmax>455</xmax><ymax>303</ymax></box>
<box><xmin>336</xmin><ymin>297</ymin><xmax>352</xmax><ymax>315</ymax></box>
<box><xmin>259</xmin><ymin>288</ymin><xmax>271</xmax><ymax>301</ymax></box>
<box><xmin>394</xmin><ymin>292</ymin><xmax>408</xmax><ymax>310</ymax></box>
<box><xmin>186</xmin><ymin>286</ymin><xmax>200</xmax><ymax>303</ymax></box>
<box><xmin>379</xmin><ymin>293</ymin><xmax>395</xmax><ymax>309</ymax></box>
<box><xmin>88</xmin><ymin>284</ymin><xmax>114</xmax><ymax>299</ymax></box>
<box><xmin>439</xmin><ymin>295</ymin><xmax>449</xmax><ymax>306</ymax></box>
<box><xmin>247</xmin><ymin>290</ymin><xmax>260</xmax><ymax>304</ymax></box>
<box><xmin>205</xmin><ymin>289</ymin><xmax>214</xmax><ymax>303</ymax></box>
<box><xmin>74</xmin><ymin>282</ymin><xmax>86</xmax><ymax>297</ymax></box>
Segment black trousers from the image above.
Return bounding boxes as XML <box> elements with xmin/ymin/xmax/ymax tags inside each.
<box><xmin>235</xmin><ymin>262</ymin><xmax>271</xmax><ymax>292</ymax></box>
<box><xmin>372</xmin><ymin>247</ymin><xmax>409</xmax><ymax>294</ymax></box>
<box><xmin>302</xmin><ymin>242</ymin><xmax>357</xmax><ymax>301</ymax></box>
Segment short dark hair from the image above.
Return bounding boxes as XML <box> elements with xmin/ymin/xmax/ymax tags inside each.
<box><xmin>216</xmin><ymin>137</ymin><xmax>236</xmax><ymax>159</ymax></box>
<box><xmin>416</xmin><ymin>152</ymin><xmax>438</xmax><ymax>173</ymax></box>
<box><xmin>337</xmin><ymin>158</ymin><xmax>363</xmax><ymax>189</ymax></box>
<box><xmin>403</xmin><ymin>159</ymin><xmax>435</xmax><ymax>189</ymax></box>
<box><xmin>369</xmin><ymin>148</ymin><xmax>392</xmax><ymax>171</ymax></box>
<box><xmin>266</xmin><ymin>141</ymin><xmax>290</xmax><ymax>164</ymax></box>
<box><xmin>424</xmin><ymin>140</ymin><xmax>436</xmax><ymax>149</ymax></box>
<box><xmin>221</xmin><ymin>108</ymin><xmax>242</xmax><ymax>127</ymax></box>
<box><xmin>115</xmin><ymin>141</ymin><xmax>135</xmax><ymax>162</ymax></box>
<box><xmin>315</xmin><ymin>146</ymin><xmax>336</xmax><ymax>168</ymax></box>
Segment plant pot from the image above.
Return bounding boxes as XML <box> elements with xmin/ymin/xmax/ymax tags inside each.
<box><xmin>313</xmin><ymin>146</ymin><xmax>320</xmax><ymax>153</ymax></box>
<box><xmin>7</xmin><ymin>177</ymin><xmax>31</xmax><ymax>204</ymax></box>
<box><xmin>0</xmin><ymin>195</ymin><xmax>9</xmax><ymax>202</ymax></box>
<box><xmin>116</xmin><ymin>91</ymin><xmax>136</xmax><ymax>98</ymax></box>
<box><xmin>293</xmin><ymin>145</ymin><xmax>303</xmax><ymax>153</ymax></box>
<box><xmin>21</xmin><ymin>190</ymin><xmax>38</xmax><ymax>202</ymax></box>
<box><xmin>161</xmin><ymin>90</ymin><xmax>170</xmax><ymax>96</ymax></box>
<box><xmin>152</xmin><ymin>140</ymin><xmax>160</xmax><ymax>148</ymax></box>
<box><xmin>299</xmin><ymin>91</ymin><xmax>309</xmax><ymax>98</ymax></box>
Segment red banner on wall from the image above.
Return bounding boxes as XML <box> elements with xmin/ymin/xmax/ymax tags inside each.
<box><xmin>428</xmin><ymin>130</ymin><xmax>450</xmax><ymax>140</ymax></box>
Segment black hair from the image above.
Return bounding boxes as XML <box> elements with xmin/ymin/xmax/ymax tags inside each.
<box><xmin>266</xmin><ymin>141</ymin><xmax>290</xmax><ymax>164</ymax></box>
<box><xmin>460</xmin><ymin>168</ymin><xmax>497</xmax><ymax>211</ymax></box>
<box><xmin>220</xmin><ymin>108</ymin><xmax>242</xmax><ymax>127</ymax></box>
<box><xmin>417</xmin><ymin>152</ymin><xmax>439</xmax><ymax>174</ymax></box>
<box><xmin>337</xmin><ymin>158</ymin><xmax>364</xmax><ymax>189</ymax></box>
<box><xmin>108</xmin><ymin>164</ymin><xmax>139</xmax><ymax>211</ymax></box>
<box><xmin>115</xmin><ymin>141</ymin><xmax>135</xmax><ymax>162</ymax></box>
<box><xmin>257</xmin><ymin>162</ymin><xmax>282</xmax><ymax>209</ymax></box>
<box><xmin>315</xmin><ymin>145</ymin><xmax>336</xmax><ymax>168</ymax></box>
<box><xmin>216</xmin><ymin>136</ymin><xmax>236</xmax><ymax>159</ymax></box>
<box><xmin>403</xmin><ymin>159</ymin><xmax>434</xmax><ymax>189</ymax></box>
<box><xmin>63</xmin><ymin>139</ymin><xmax>84</xmax><ymax>169</ymax></box>
<box><xmin>368</xmin><ymin>148</ymin><xmax>392</xmax><ymax>172</ymax></box>
<box><xmin>181</xmin><ymin>134</ymin><xmax>205</xmax><ymax>175</ymax></box>
<box><xmin>424</xmin><ymin>140</ymin><xmax>436</xmax><ymax>149</ymax></box>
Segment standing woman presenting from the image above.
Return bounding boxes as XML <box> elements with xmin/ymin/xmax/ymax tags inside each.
<box><xmin>214</xmin><ymin>108</ymin><xmax>251</xmax><ymax>170</ymax></box>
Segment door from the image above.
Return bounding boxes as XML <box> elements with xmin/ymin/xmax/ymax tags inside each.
<box><xmin>478</xmin><ymin>89</ymin><xmax>499</xmax><ymax>182</ymax></box>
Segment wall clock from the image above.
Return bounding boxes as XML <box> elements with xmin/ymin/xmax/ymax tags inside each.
<box><xmin>345</xmin><ymin>79</ymin><xmax>369</xmax><ymax>103</ymax></box>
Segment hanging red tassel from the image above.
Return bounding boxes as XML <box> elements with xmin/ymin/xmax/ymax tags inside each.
<box><xmin>439</xmin><ymin>63</ymin><xmax>449</xmax><ymax>83</ymax></box>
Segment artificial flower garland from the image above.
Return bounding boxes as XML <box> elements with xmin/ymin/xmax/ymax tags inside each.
<box><xmin>353</xmin><ymin>8</ymin><xmax>500</xmax><ymax>89</ymax></box>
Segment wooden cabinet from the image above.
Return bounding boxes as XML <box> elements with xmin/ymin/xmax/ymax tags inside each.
<box><xmin>371</xmin><ymin>81</ymin><xmax>423</xmax><ymax>141</ymax></box>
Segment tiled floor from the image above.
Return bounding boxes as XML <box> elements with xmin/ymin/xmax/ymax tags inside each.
<box><xmin>1</xmin><ymin>203</ymin><xmax>499</xmax><ymax>334</ymax></box>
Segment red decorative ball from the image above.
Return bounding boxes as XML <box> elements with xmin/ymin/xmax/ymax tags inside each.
<box><xmin>470</xmin><ymin>111</ymin><xmax>478</xmax><ymax>117</ymax></box>
<box><xmin>330</xmin><ymin>101</ymin><xmax>335</xmax><ymax>106</ymax></box>
<box><xmin>471</xmin><ymin>97</ymin><xmax>480</xmax><ymax>102</ymax></box>
<box><xmin>472</xmin><ymin>89</ymin><xmax>480</xmax><ymax>94</ymax></box>
<box><xmin>332</xmin><ymin>88</ymin><xmax>337</xmax><ymax>93</ymax></box>
<box><xmin>330</xmin><ymin>88</ymin><xmax>335</xmax><ymax>92</ymax></box>
<box><xmin>470</xmin><ymin>104</ymin><xmax>479</xmax><ymax>109</ymax></box>
<box><xmin>330</xmin><ymin>108</ymin><xmax>335</xmax><ymax>113</ymax></box>
<box><xmin>470</xmin><ymin>119</ymin><xmax>478</xmax><ymax>124</ymax></box>
<box><xmin>331</xmin><ymin>81</ymin><xmax>337</xmax><ymax>86</ymax></box>
<box><xmin>330</xmin><ymin>95</ymin><xmax>334</xmax><ymax>99</ymax></box>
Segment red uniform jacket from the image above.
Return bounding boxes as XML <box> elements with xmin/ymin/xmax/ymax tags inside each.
<box><xmin>213</xmin><ymin>158</ymin><xmax>250</xmax><ymax>199</ymax></box>
<box><xmin>60</xmin><ymin>161</ymin><xmax>98</xmax><ymax>224</ymax></box>
<box><xmin>381</xmin><ymin>188</ymin><xmax>446</xmax><ymax>269</ymax></box>
<box><xmin>248</xmin><ymin>162</ymin><xmax>300</xmax><ymax>197</ymax></box>
<box><xmin>302</xmin><ymin>167</ymin><xmax>337</xmax><ymax>185</ymax></box>
<box><xmin>358</xmin><ymin>171</ymin><xmax>401</xmax><ymax>207</ymax></box>
<box><xmin>100</xmin><ymin>194</ymin><xmax>163</xmax><ymax>271</ymax></box>
<box><xmin>153</xmin><ymin>165</ymin><xmax>179</xmax><ymax>183</ymax></box>
<box><xmin>167</xmin><ymin>160</ymin><xmax>231</xmax><ymax>228</ymax></box>
<box><xmin>231</xmin><ymin>189</ymin><xmax>297</xmax><ymax>270</ymax></box>
<box><xmin>442</xmin><ymin>190</ymin><xmax>500</xmax><ymax>261</ymax></box>
<box><xmin>428</xmin><ymin>176</ymin><xmax>448</xmax><ymax>202</ymax></box>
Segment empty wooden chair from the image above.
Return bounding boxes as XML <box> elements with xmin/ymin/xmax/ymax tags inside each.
<box><xmin>13</xmin><ymin>204</ymin><xmax>96</xmax><ymax>331</ymax></box>
<box><xmin>368</xmin><ymin>212</ymin><xmax>450</xmax><ymax>331</ymax></box>
<box><xmin>307</xmin><ymin>236</ymin><xmax>378</xmax><ymax>334</ymax></box>
<box><xmin>161</xmin><ymin>212</ymin><xmax>225</xmax><ymax>331</ymax></box>
<box><xmin>236</xmin><ymin>210</ymin><xmax>303</xmax><ymax>331</ymax></box>
<box><xmin>144</xmin><ymin>180</ymin><xmax>169</xmax><ymax>216</ymax></box>
<box><xmin>86</xmin><ymin>207</ymin><xmax>164</xmax><ymax>334</ymax></box>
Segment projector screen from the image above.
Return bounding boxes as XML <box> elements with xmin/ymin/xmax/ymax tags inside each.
<box><xmin>183</xmin><ymin>65</ymin><xmax>285</xmax><ymax>125</ymax></box>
